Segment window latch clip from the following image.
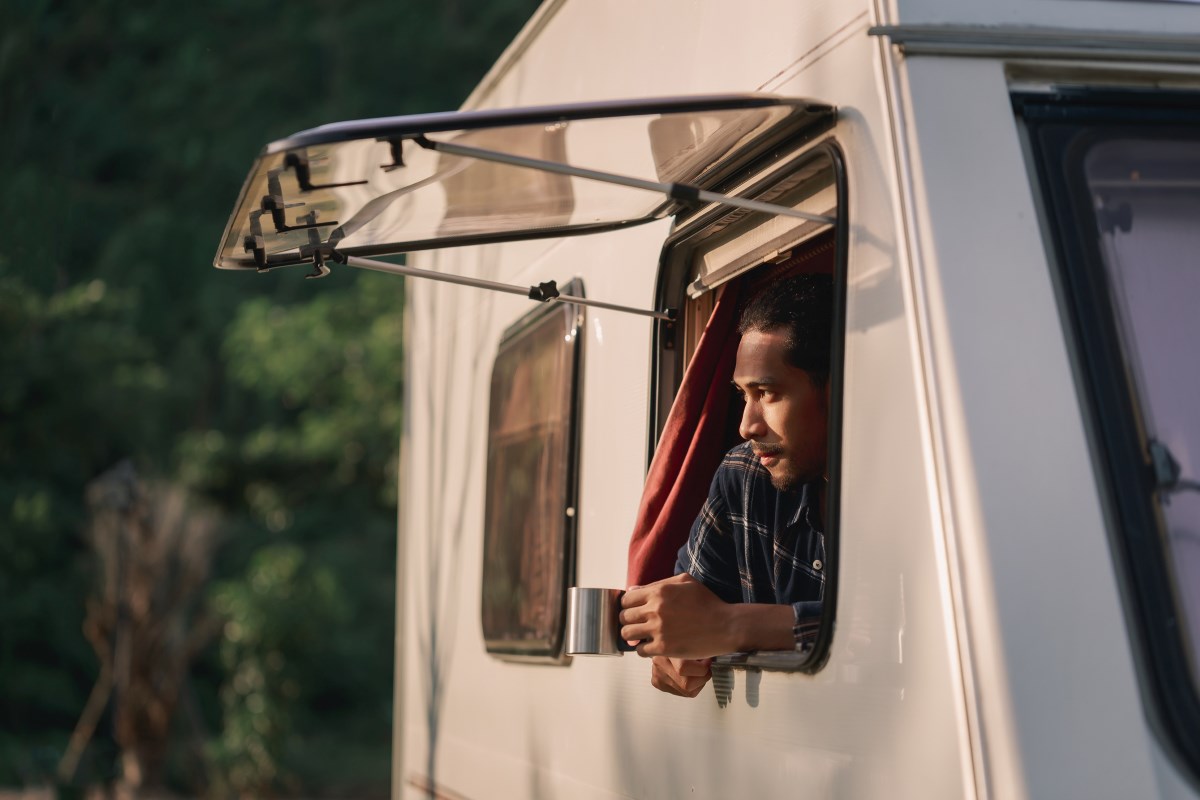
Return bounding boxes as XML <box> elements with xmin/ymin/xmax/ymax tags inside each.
<box><xmin>528</xmin><ymin>280</ymin><xmax>560</xmax><ymax>302</ymax></box>
<box><xmin>1149</xmin><ymin>439</ymin><xmax>1200</xmax><ymax>500</ymax></box>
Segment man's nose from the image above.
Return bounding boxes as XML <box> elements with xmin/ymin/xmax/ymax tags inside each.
<box><xmin>739</xmin><ymin>399</ymin><xmax>766</xmax><ymax>441</ymax></box>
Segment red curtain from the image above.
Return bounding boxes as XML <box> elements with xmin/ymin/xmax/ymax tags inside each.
<box><xmin>626</xmin><ymin>281</ymin><xmax>743</xmax><ymax>586</ymax></box>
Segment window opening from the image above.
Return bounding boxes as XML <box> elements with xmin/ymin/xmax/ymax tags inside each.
<box><xmin>629</xmin><ymin>142</ymin><xmax>846</xmax><ymax>672</ymax></box>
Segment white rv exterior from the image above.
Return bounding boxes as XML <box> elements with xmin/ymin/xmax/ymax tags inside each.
<box><xmin>388</xmin><ymin>1</ymin><xmax>1200</xmax><ymax>798</ymax></box>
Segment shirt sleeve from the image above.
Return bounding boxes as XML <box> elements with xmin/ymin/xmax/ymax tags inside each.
<box><xmin>674</xmin><ymin>469</ymin><xmax>743</xmax><ymax>605</ymax></box>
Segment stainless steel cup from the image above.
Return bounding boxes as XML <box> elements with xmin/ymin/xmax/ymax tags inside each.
<box><xmin>565</xmin><ymin>587</ymin><xmax>637</xmax><ymax>656</ymax></box>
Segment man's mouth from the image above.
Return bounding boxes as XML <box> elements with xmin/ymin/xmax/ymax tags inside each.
<box><xmin>751</xmin><ymin>443</ymin><xmax>784</xmax><ymax>467</ymax></box>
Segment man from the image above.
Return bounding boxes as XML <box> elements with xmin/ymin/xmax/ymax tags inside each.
<box><xmin>619</xmin><ymin>273</ymin><xmax>832</xmax><ymax>697</ymax></box>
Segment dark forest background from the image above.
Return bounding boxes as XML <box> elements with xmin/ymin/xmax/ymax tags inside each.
<box><xmin>1</xmin><ymin>1</ymin><xmax>539</xmax><ymax>796</ymax></box>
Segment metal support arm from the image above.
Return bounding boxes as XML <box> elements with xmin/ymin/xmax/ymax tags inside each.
<box><xmin>332</xmin><ymin>252</ymin><xmax>676</xmax><ymax>321</ymax></box>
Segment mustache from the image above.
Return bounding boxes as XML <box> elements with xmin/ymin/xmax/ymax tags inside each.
<box><xmin>750</xmin><ymin>442</ymin><xmax>784</xmax><ymax>457</ymax></box>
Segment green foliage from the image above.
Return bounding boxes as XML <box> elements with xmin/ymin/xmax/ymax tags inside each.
<box><xmin>207</xmin><ymin>545</ymin><xmax>354</xmax><ymax>797</ymax></box>
<box><xmin>0</xmin><ymin>268</ymin><xmax>165</xmax><ymax>782</ymax></box>
<box><xmin>218</xmin><ymin>273</ymin><xmax>404</xmax><ymax>501</ymax></box>
<box><xmin>1</xmin><ymin>0</ymin><xmax>539</xmax><ymax>793</ymax></box>
<box><xmin>181</xmin><ymin>273</ymin><xmax>403</xmax><ymax>795</ymax></box>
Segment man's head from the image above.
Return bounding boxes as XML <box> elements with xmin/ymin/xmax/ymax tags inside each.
<box><xmin>733</xmin><ymin>273</ymin><xmax>833</xmax><ymax>491</ymax></box>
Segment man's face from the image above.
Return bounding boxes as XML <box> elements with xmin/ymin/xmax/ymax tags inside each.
<box><xmin>733</xmin><ymin>328</ymin><xmax>829</xmax><ymax>491</ymax></box>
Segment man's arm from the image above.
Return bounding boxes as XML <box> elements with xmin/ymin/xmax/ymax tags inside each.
<box><xmin>627</xmin><ymin>447</ymin><xmax>794</xmax><ymax>697</ymax></box>
<box><xmin>619</xmin><ymin>573</ymin><xmax>795</xmax><ymax>659</ymax></box>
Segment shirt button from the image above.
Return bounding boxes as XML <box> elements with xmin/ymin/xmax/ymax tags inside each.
<box><xmin>813</xmin><ymin>559</ymin><xmax>823</xmax><ymax>571</ymax></box>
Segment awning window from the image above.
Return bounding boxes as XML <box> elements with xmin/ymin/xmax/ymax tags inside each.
<box><xmin>214</xmin><ymin>95</ymin><xmax>836</xmax><ymax>273</ymax></box>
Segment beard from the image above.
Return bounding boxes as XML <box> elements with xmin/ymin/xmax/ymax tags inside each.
<box><xmin>768</xmin><ymin>463</ymin><xmax>800</xmax><ymax>492</ymax></box>
<box><xmin>751</xmin><ymin>442</ymin><xmax>801</xmax><ymax>492</ymax></box>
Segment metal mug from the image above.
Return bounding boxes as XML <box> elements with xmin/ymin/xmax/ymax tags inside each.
<box><xmin>565</xmin><ymin>587</ymin><xmax>638</xmax><ymax>656</ymax></box>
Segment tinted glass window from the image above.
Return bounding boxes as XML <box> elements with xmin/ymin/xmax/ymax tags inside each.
<box><xmin>1022</xmin><ymin>94</ymin><xmax>1200</xmax><ymax>778</ymax></box>
<box><xmin>481</xmin><ymin>298</ymin><xmax>581</xmax><ymax>661</ymax></box>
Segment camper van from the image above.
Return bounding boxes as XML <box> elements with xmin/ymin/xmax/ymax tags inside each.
<box><xmin>215</xmin><ymin>0</ymin><xmax>1200</xmax><ymax>797</ymax></box>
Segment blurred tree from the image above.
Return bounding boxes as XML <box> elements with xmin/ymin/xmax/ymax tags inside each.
<box><xmin>57</xmin><ymin>464</ymin><xmax>220</xmax><ymax>799</ymax></box>
<box><xmin>0</xmin><ymin>0</ymin><xmax>539</xmax><ymax>795</ymax></box>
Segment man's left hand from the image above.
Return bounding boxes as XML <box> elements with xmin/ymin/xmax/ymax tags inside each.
<box><xmin>650</xmin><ymin>656</ymin><xmax>713</xmax><ymax>697</ymax></box>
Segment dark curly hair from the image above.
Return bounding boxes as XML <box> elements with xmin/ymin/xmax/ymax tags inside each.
<box><xmin>737</xmin><ymin>273</ymin><xmax>833</xmax><ymax>385</ymax></box>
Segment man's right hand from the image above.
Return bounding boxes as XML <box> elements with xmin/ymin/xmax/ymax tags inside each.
<box><xmin>650</xmin><ymin>656</ymin><xmax>713</xmax><ymax>698</ymax></box>
<box><xmin>620</xmin><ymin>573</ymin><xmax>738</xmax><ymax>658</ymax></box>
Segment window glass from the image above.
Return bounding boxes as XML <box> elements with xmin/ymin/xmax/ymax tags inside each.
<box><xmin>215</xmin><ymin>97</ymin><xmax>831</xmax><ymax>270</ymax></box>
<box><xmin>1021</xmin><ymin>94</ymin><xmax>1200</xmax><ymax>776</ymax></box>
<box><xmin>1082</xmin><ymin>137</ymin><xmax>1200</xmax><ymax>677</ymax></box>
<box><xmin>481</xmin><ymin>296</ymin><xmax>581</xmax><ymax>661</ymax></box>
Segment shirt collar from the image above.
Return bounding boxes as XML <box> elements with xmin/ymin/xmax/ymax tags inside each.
<box><xmin>791</xmin><ymin>480</ymin><xmax>824</xmax><ymax>532</ymax></box>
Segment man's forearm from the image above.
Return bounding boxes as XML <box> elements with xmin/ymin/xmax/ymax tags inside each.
<box><xmin>721</xmin><ymin>602</ymin><xmax>796</xmax><ymax>652</ymax></box>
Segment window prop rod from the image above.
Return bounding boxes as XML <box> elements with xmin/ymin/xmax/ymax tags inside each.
<box><xmin>412</xmin><ymin>135</ymin><xmax>837</xmax><ymax>225</ymax></box>
<box><xmin>330</xmin><ymin>251</ymin><xmax>676</xmax><ymax>321</ymax></box>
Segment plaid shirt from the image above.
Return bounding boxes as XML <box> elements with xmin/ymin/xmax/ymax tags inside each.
<box><xmin>675</xmin><ymin>441</ymin><xmax>825</xmax><ymax>649</ymax></box>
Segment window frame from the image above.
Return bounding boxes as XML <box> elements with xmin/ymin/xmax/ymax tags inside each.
<box><xmin>479</xmin><ymin>282</ymin><xmax>585</xmax><ymax>664</ymax></box>
<box><xmin>648</xmin><ymin>137</ymin><xmax>848</xmax><ymax>673</ymax></box>
<box><xmin>1017</xmin><ymin>89</ymin><xmax>1200</xmax><ymax>784</ymax></box>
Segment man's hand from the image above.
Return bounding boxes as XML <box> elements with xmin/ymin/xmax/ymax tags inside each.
<box><xmin>619</xmin><ymin>573</ymin><xmax>737</xmax><ymax>659</ymax></box>
<box><xmin>650</xmin><ymin>656</ymin><xmax>712</xmax><ymax>698</ymax></box>
<box><xmin>620</xmin><ymin>573</ymin><xmax>797</xmax><ymax>667</ymax></box>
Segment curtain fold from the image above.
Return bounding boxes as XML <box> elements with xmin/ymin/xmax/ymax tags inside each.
<box><xmin>626</xmin><ymin>282</ymin><xmax>743</xmax><ymax>586</ymax></box>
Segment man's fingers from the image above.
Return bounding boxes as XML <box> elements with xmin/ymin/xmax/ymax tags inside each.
<box><xmin>651</xmin><ymin>658</ymin><xmax>710</xmax><ymax>697</ymax></box>
<box><xmin>649</xmin><ymin>656</ymin><xmax>711</xmax><ymax>698</ymax></box>
<box><xmin>650</xmin><ymin>658</ymin><xmax>687</xmax><ymax>695</ymax></box>
<box><xmin>635</xmin><ymin>639</ymin><xmax>663</xmax><ymax>658</ymax></box>
<box><xmin>674</xmin><ymin>658</ymin><xmax>712</xmax><ymax>677</ymax></box>
<box><xmin>617</xmin><ymin>606</ymin><xmax>647</xmax><ymax>625</ymax></box>
<box><xmin>651</xmin><ymin>675</ymin><xmax>687</xmax><ymax>696</ymax></box>
<box><xmin>672</xmin><ymin>658</ymin><xmax>712</xmax><ymax>696</ymax></box>
<box><xmin>620</xmin><ymin>586</ymin><xmax>648</xmax><ymax>608</ymax></box>
<box><xmin>621</xmin><ymin>621</ymin><xmax>653</xmax><ymax>644</ymax></box>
